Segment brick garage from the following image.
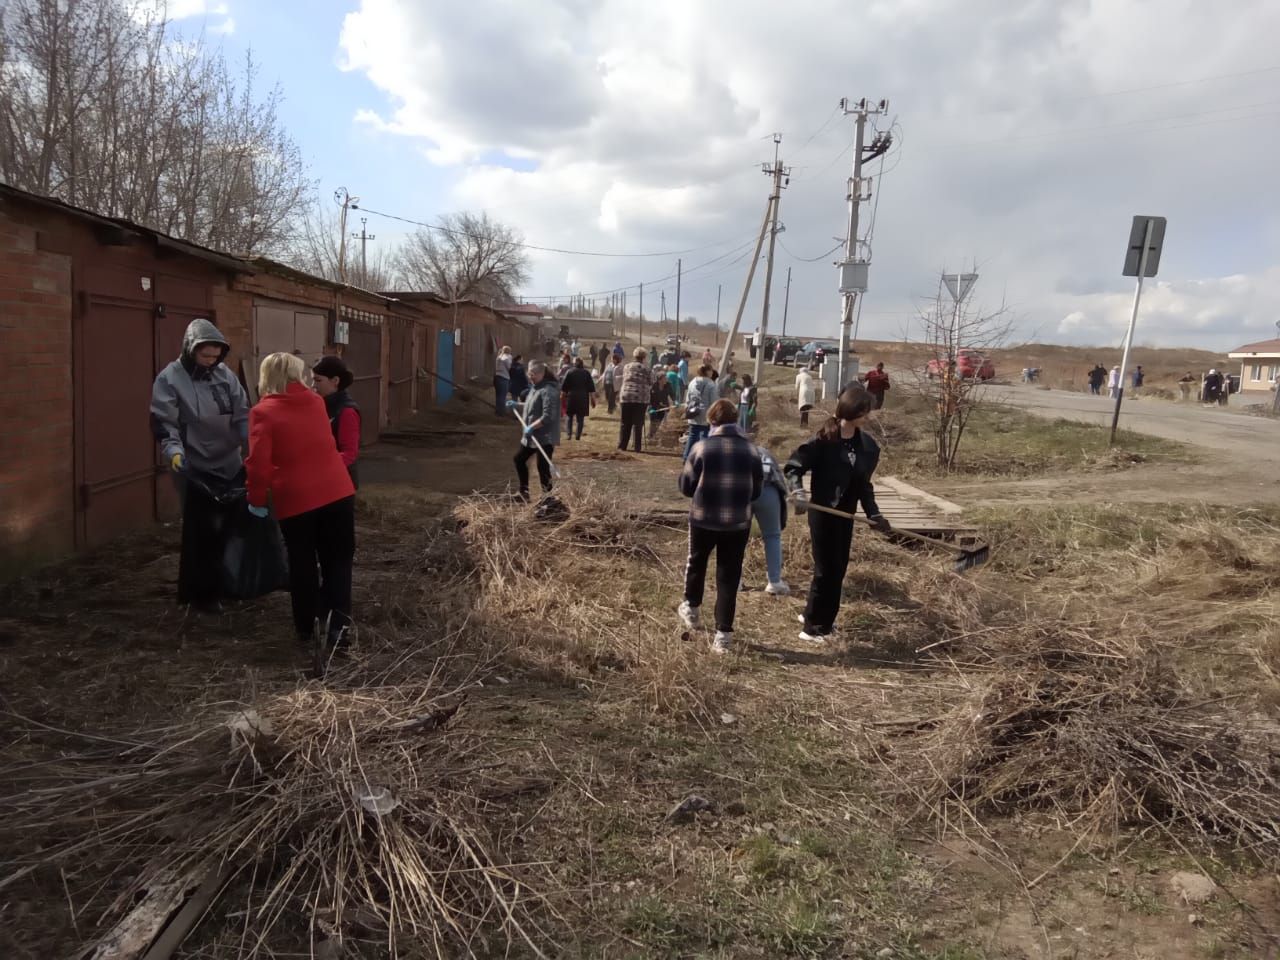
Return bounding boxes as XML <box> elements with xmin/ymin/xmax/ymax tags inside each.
<box><xmin>0</xmin><ymin>184</ymin><xmax>452</xmax><ymax>575</ymax></box>
<box><xmin>0</xmin><ymin>205</ymin><xmax>74</xmax><ymax>574</ymax></box>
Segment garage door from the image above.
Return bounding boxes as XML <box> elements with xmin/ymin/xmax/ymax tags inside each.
<box><xmin>254</xmin><ymin>301</ymin><xmax>328</xmax><ymax>370</ymax></box>
<box><xmin>342</xmin><ymin>312</ymin><xmax>382</xmax><ymax>445</ymax></box>
<box><xmin>388</xmin><ymin>318</ymin><xmax>414</xmax><ymax>424</ymax></box>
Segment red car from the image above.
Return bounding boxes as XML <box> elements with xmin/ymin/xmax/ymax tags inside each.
<box><xmin>926</xmin><ymin>350</ymin><xmax>995</xmax><ymax>381</ymax></box>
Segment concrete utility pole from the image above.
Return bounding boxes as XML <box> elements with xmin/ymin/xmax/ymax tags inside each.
<box><xmin>351</xmin><ymin>217</ymin><xmax>375</xmax><ymax>284</ymax></box>
<box><xmin>754</xmin><ymin>134</ymin><xmax>789</xmax><ymax>387</ymax></box>
<box><xmin>334</xmin><ymin>187</ymin><xmax>360</xmax><ymax>283</ymax></box>
<box><xmin>675</xmin><ymin>258</ymin><xmax>682</xmax><ymax>345</ymax></box>
<box><xmin>836</xmin><ymin>98</ymin><xmax>890</xmax><ymax>390</ymax></box>
<box><xmin>638</xmin><ymin>283</ymin><xmax>644</xmax><ymax>345</ymax></box>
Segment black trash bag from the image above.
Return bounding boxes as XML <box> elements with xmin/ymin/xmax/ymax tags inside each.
<box><xmin>221</xmin><ymin>502</ymin><xmax>290</xmax><ymax>600</ymax></box>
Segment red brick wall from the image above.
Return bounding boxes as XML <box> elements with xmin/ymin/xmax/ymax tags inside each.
<box><xmin>0</xmin><ymin>213</ymin><xmax>74</xmax><ymax>573</ymax></box>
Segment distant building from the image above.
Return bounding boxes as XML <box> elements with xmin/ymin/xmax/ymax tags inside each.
<box><xmin>1227</xmin><ymin>338</ymin><xmax>1280</xmax><ymax>393</ymax></box>
<box><xmin>550</xmin><ymin>316</ymin><xmax>615</xmax><ymax>341</ymax></box>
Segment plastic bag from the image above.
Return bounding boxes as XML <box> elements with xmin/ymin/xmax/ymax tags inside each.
<box><xmin>221</xmin><ymin>502</ymin><xmax>290</xmax><ymax>600</ymax></box>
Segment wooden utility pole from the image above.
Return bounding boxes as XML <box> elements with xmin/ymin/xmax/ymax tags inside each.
<box><xmin>638</xmin><ymin>283</ymin><xmax>644</xmax><ymax>345</ymax></box>
<box><xmin>717</xmin><ymin>184</ymin><xmax>775</xmax><ymax>375</ymax></box>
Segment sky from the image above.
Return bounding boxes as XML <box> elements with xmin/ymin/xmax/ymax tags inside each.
<box><xmin>172</xmin><ymin>0</ymin><xmax>1280</xmax><ymax>351</ymax></box>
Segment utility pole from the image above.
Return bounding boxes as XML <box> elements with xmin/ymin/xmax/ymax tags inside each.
<box><xmin>781</xmin><ymin>267</ymin><xmax>791</xmax><ymax>337</ymax></box>
<box><xmin>836</xmin><ymin>97</ymin><xmax>890</xmax><ymax>390</ymax></box>
<box><xmin>350</xmin><ymin>216</ymin><xmax>375</xmax><ymax>285</ymax></box>
<box><xmin>334</xmin><ymin>187</ymin><xmax>360</xmax><ymax>283</ymax></box>
<box><xmin>717</xmin><ymin>173</ymin><xmax>776</xmax><ymax>375</ymax></box>
<box><xmin>638</xmin><ymin>283</ymin><xmax>644</xmax><ymax>346</ymax></box>
<box><xmin>675</xmin><ymin>258</ymin><xmax>682</xmax><ymax>345</ymax></box>
<box><xmin>660</xmin><ymin>290</ymin><xmax>667</xmax><ymax>328</ymax></box>
<box><xmin>754</xmin><ymin>134</ymin><xmax>789</xmax><ymax>387</ymax></box>
<box><xmin>715</xmin><ymin>283</ymin><xmax>722</xmax><ymax>346</ymax></box>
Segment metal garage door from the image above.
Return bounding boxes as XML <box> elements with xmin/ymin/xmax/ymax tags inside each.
<box><xmin>388</xmin><ymin>319</ymin><xmax>414</xmax><ymax>423</ymax></box>
<box><xmin>253</xmin><ymin>301</ymin><xmax>328</xmax><ymax>370</ymax></box>
<box><xmin>436</xmin><ymin>329</ymin><xmax>454</xmax><ymax>403</ymax></box>
<box><xmin>342</xmin><ymin>309</ymin><xmax>382</xmax><ymax>445</ymax></box>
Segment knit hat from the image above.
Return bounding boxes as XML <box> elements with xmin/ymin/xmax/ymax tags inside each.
<box><xmin>313</xmin><ymin>355</ymin><xmax>353</xmax><ymax>390</ymax></box>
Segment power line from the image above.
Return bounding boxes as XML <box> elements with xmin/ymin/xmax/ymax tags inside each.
<box><xmin>778</xmin><ymin>238</ymin><xmax>843</xmax><ymax>262</ymax></box>
<box><xmin>356</xmin><ymin>205</ymin><xmax>758</xmax><ymax>259</ymax></box>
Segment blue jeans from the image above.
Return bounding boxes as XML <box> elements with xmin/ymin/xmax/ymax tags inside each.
<box><xmin>752</xmin><ymin>485</ymin><xmax>784</xmax><ymax>584</ymax></box>
<box><xmin>682</xmin><ymin>423</ymin><xmax>709</xmax><ymax>461</ymax></box>
<box><xmin>494</xmin><ymin>376</ymin><xmax>509</xmax><ymax>416</ymax></box>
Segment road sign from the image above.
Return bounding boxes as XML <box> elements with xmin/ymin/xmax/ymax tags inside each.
<box><xmin>1122</xmin><ymin>215</ymin><xmax>1166</xmax><ymax>277</ymax></box>
<box><xmin>942</xmin><ymin>272</ymin><xmax>978</xmax><ymax>303</ymax></box>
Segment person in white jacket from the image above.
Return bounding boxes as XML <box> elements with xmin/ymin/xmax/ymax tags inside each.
<box><xmin>795</xmin><ymin>364</ymin><xmax>818</xmax><ymax>426</ymax></box>
<box><xmin>1107</xmin><ymin>365</ymin><xmax>1121</xmax><ymax>399</ymax></box>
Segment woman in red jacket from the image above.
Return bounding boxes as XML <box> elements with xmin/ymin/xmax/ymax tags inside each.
<box><xmin>312</xmin><ymin>355</ymin><xmax>361</xmax><ymax>487</ymax></box>
<box><xmin>246</xmin><ymin>353</ymin><xmax>357</xmax><ymax>655</ymax></box>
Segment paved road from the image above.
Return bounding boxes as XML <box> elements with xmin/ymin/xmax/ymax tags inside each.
<box><xmin>989</xmin><ymin>382</ymin><xmax>1280</xmax><ymax>471</ymax></box>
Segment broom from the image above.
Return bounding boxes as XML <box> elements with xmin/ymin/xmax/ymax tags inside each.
<box><xmin>510</xmin><ymin>407</ymin><xmax>563</xmax><ymax>480</ymax></box>
<box><xmin>792</xmin><ymin>497</ymin><xmax>990</xmax><ymax>573</ymax></box>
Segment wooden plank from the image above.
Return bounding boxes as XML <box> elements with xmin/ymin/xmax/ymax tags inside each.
<box><xmin>878</xmin><ymin>476</ymin><xmax>964</xmax><ymax>515</ymax></box>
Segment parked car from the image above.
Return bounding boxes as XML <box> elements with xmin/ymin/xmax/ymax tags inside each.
<box><xmin>926</xmin><ymin>349</ymin><xmax>996</xmax><ymax>381</ymax></box>
<box><xmin>772</xmin><ymin>337</ymin><xmax>804</xmax><ymax>364</ymax></box>
<box><xmin>665</xmin><ymin>333</ymin><xmax>684</xmax><ymax>346</ymax></box>
<box><xmin>793</xmin><ymin>340</ymin><xmax>839</xmax><ymax>367</ymax></box>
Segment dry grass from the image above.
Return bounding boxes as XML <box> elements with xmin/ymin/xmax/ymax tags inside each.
<box><xmin>452</xmin><ymin>484</ymin><xmax>731</xmax><ymax>719</ymax></box>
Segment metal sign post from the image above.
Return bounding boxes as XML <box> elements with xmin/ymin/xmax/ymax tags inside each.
<box><xmin>1110</xmin><ymin>215</ymin><xmax>1167</xmax><ymax>444</ymax></box>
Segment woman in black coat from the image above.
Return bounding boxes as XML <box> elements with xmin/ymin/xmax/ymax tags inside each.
<box><xmin>783</xmin><ymin>384</ymin><xmax>890</xmax><ymax>644</ymax></box>
<box><xmin>561</xmin><ymin>357</ymin><xmax>597</xmax><ymax>440</ymax></box>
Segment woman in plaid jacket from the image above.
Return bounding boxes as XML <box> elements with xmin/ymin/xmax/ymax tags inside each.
<box><xmin>677</xmin><ymin>399</ymin><xmax>763</xmax><ymax>654</ymax></box>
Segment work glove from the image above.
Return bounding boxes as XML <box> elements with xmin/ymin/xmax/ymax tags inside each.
<box><xmin>522</xmin><ymin>424</ymin><xmax>535</xmax><ymax>437</ymax></box>
<box><xmin>170</xmin><ymin>453</ymin><xmax>185</xmax><ymax>473</ymax></box>
<box><xmin>790</xmin><ymin>490</ymin><xmax>809</xmax><ymax>514</ymax></box>
<box><xmin>867</xmin><ymin>514</ymin><xmax>891</xmax><ymax>534</ymax></box>
<box><xmin>505</xmin><ymin>399</ymin><xmax>518</xmax><ymax>409</ymax></box>
<box><xmin>247</xmin><ymin>504</ymin><xmax>269</xmax><ymax>519</ymax></box>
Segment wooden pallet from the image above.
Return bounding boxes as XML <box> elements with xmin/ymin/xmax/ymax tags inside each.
<box><xmin>873</xmin><ymin>476</ymin><xmax>976</xmax><ymax>539</ymax></box>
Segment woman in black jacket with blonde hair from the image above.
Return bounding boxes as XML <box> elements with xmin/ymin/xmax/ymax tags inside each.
<box><xmin>784</xmin><ymin>384</ymin><xmax>890</xmax><ymax>644</ymax></box>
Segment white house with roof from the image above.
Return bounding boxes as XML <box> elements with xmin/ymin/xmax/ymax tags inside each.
<box><xmin>1227</xmin><ymin>337</ymin><xmax>1280</xmax><ymax>393</ymax></box>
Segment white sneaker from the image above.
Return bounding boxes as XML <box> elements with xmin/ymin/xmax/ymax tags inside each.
<box><xmin>766</xmin><ymin>580</ymin><xmax>791</xmax><ymax>596</ymax></box>
<box><xmin>797</xmin><ymin>614</ymin><xmax>806</xmax><ymax>625</ymax></box>
<box><xmin>711</xmin><ymin>631</ymin><xmax>732</xmax><ymax>654</ymax></box>
<box><xmin>798</xmin><ymin>628</ymin><xmax>828</xmax><ymax>645</ymax></box>
<box><xmin>678</xmin><ymin>600</ymin><xmax>701</xmax><ymax>630</ymax></box>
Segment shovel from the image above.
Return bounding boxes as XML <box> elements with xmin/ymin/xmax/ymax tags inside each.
<box><xmin>511</xmin><ymin>408</ymin><xmax>562</xmax><ymax>480</ymax></box>
<box><xmin>791</xmin><ymin>497</ymin><xmax>990</xmax><ymax>573</ymax></box>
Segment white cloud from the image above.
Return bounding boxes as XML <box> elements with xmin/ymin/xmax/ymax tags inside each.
<box><xmin>209</xmin><ymin>16</ymin><xmax>235</xmax><ymax>35</ymax></box>
<box><xmin>338</xmin><ymin>0</ymin><xmax>1280</xmax><ymax>349</ymax></box>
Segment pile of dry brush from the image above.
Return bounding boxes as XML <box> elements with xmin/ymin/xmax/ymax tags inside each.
<box><xmin>902</xmin><ymin>511</ymin><xmax>1280</xmax><ymax>860</ymax></box>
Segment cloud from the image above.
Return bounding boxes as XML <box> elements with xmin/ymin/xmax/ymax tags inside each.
<box><xmin>338</xmin><ymin>0</ymin><xmax>1280</xmax><ymax>349</ymax></box>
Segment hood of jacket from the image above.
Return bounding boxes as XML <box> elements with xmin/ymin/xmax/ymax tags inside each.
<box><xmin>180</xmin><ymin>319</ymin><xmax>230</xmax><ymax>376</ymax></box>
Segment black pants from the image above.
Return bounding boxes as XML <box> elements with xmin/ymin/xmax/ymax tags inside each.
<box><xmin>871</xmin><ymin>390</ymin><xmax>885</xmax><ymax>410</ymax></box>
<box><xmin>278</xmin><ymin>495</ymin><xmax>356</xmax><ymax>639</ymax></box>
<box><xmin>566</xmin><ymin>412</ymin><xmax>585</xmax><ymax>439</ymax></box>
<box><xmin>618</xmin><ymin>402</ymin><xmax>645</xmax><ymax>452</ymax></box>
<box><xmin>604</xmin><ymin>382</ymin><xmax>617</xmax><ymax>414</ymax></box>
<box><xmin>514</xmin><ymin>443</ymin><xmax>555</xmax><ymax>493</ymax></box>
<box><xmin>648</xmin><ymin>410</ymin><xmax>667</xmax><ymax>437</ymax></box>
<box><xmin>177</xmin><ymin>473</ymin><xmax>240</xmax><ymax>606</ymax></box>
<box><xmin>803</xmin><ymin>511</ymin><xmax>854</xmax><ymax>633</ymax></box>
<box><xmin>800</xmin><ymin>409</ymin><xmax>810</xmax><ymax>427</ymax></box>
<box><xmin>684</xmin><ymin>525</ymin><xmax>750</xmax><ymax>633</ymax></box>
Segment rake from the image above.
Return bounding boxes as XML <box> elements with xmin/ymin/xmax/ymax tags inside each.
<box><xmin>793</xmin><ymin>498</ymin><xmax>990</xmax><ymax>573</ymax></box>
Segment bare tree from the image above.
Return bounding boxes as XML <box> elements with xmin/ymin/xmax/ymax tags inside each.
<box><xmin>911</xmin><ymin>279</ymin><xmax>1016</xmax><ymax>470</ymax></box>
<box><xmin>0</xmin><ymin>0</ymin><xmax>310</xmax><ymax>253</ymax></box>
<box><xmin>394</xmin><ymin>212</ymin><xmax>530</xmax><ymax>302</ymax></box>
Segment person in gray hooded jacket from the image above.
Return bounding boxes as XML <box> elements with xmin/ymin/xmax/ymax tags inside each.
<box><xmin>507</xmin><ymin>360</ymin><xmax>560</xmax><ymax>500</ymax></box>
<box><xmin>150</xmin><ymin>319</ymin><xmax>250</xmax><ymax>612</ymax></box>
